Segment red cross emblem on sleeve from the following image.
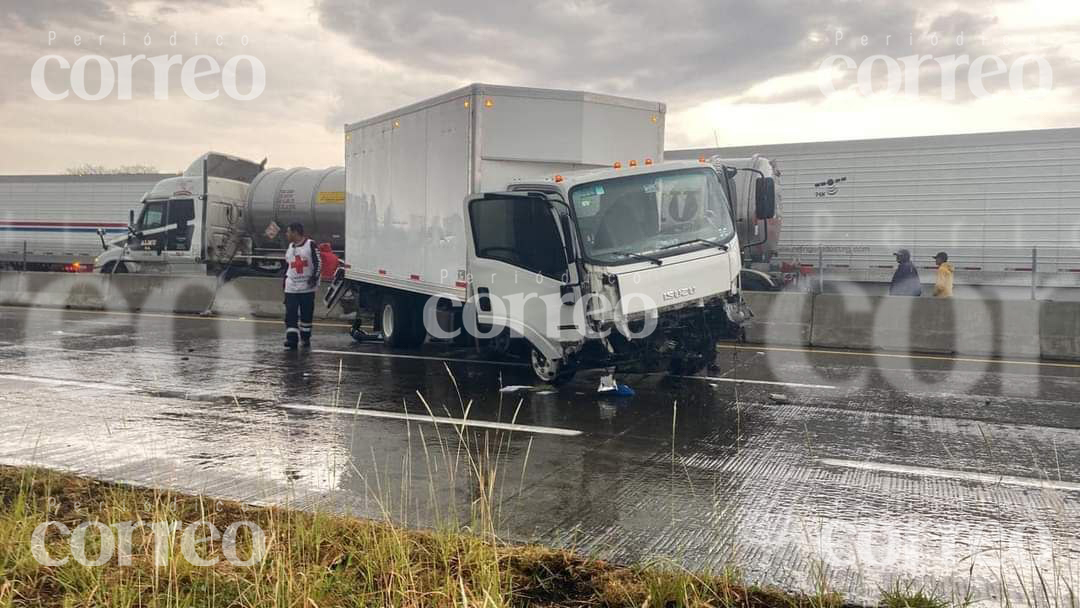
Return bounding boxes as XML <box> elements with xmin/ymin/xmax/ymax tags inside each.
<box><xmin>290</xmin><ymin>256</ymin><xmax>309</xmax><ymax>274</ymax></box>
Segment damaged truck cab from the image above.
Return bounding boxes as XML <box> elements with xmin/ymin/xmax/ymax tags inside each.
<box><xmin>468</xmin><ymin>160</ymin><xmax>754</xmax><ymax>382</ymax></box>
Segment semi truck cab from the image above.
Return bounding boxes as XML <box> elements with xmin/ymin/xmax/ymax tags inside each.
<box><xmin>94</xmin><ymin>153</ymin><xmax>267</xmax><ymax>274</ymax></box>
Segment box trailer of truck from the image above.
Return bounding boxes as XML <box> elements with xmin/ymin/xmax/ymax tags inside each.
<box><xmin>669</xmin><ymin>127</ymin><xmax>1080</xmax><ymax>288</ymax></box>
<box><xmin>0</xmin><ymin>173</ymin><xmax>173</xmax><ymax>271</ymax></box>
<box><xmin>336</xmin><ymin>83</ymin><xmax>769</xmax><ymax>383</ymax></box>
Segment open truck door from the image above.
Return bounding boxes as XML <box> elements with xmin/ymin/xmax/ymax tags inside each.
<box><xmin>464</xmin><ymin>191</ymin><xmax>582</xmax><ymax>384</ymax></box>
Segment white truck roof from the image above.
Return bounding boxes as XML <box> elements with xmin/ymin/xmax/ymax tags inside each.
<box><xmin>345</xmin><ymin>83</ymin><xmax>665</xmax><ymax>132</ymax></box>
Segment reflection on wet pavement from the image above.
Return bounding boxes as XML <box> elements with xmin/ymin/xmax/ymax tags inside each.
<box><xmin>2</xmin><ymin>305</ymin><xmax>1079</xmax><ymax>605</ymax></box>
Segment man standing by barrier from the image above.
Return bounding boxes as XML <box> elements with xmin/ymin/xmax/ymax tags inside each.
<box><xmin>933</xmin><ymin>251</ymin><xmax>954</xmax><ymax>297</ymax></box>
<box><xmin>889</xmin><ymin>249</ymin><xmax>922</xmax><ymax>296</ymax></box>
<box><xmin>283</xmin><ymin>223</ymin><xmax>320</xmax><ymax>349</ymax></box>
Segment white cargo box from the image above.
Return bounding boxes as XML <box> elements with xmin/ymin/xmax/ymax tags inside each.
<box><xmin>344</xmin><ymin>83</ymin><xmax>665</xmax><ymax>299</ymax></box>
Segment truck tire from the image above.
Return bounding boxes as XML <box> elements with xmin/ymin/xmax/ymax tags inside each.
<box><xmin>103</xmin><ymin>262</ymin><xmax>128</xmax><ymax>273</ymax></box>
<box><xmin>381</xmin><ymin>294</ymin><xmax>426</xmax><ymax>348</ymax></box>
<box><xmin>529</xmin><ymin>345</ymin><xmax>576</xmax><ymax>386</ymax></box>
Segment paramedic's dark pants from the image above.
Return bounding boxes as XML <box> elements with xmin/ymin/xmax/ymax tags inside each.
<box><xmin>284</xmin><ymin>292</ymin><xmax>316</xmax><ymax>345</ymax></box>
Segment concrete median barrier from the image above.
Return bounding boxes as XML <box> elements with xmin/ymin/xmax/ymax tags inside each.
<box><xmin>1040</xmin><ymin>301</ymin><xmax>1080</xmax><ymax>361</ymax></box>
<box><xmin>2</xmin><ymin>272</ymin><xmax>1074</xmax><ymax>359</ymax></box>
<box><xmin>0</xmin><ymin>272</ymin><xmax>348</xmax><ymax>320</ymax></box>
<box><xmin>0</xmin><ymin>272</ymin><xmax>107</xmax><ymax>309</ymax></box>
<box><xmin>743</xmin><ymin>292</ymin><xmax>812</xmax><ymax>346</ymax></box>
<box><xmin>807</xmin><ymin>293</ymin><xmax>1042</xmax><ymax>358</ymax></box>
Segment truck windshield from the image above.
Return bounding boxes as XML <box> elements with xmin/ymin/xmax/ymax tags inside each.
<box><xmin>570</xmin><ymin>167</ymin><xmax>735</xmax><ymax>264</ymax></box>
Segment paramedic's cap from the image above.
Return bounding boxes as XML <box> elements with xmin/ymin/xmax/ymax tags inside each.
<box><xmin>934</xmin><ymin>251</ymin><xmax>948</xmax><ymax>261</ymax></box>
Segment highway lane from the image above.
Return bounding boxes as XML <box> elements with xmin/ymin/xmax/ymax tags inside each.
<box><xmin>1</xmin><ymin>304</ymin><xmax>1079</xmax><ymax>605</ymax></box>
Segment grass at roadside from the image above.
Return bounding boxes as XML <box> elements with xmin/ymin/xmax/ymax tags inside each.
<box><xmin>0</xmin><ymin>465</ymin><xmax>855</xmax><ymax>608</ymax></box>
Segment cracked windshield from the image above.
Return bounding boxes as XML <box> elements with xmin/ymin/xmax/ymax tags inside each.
<box><xmin>571</xmin><ymin>167</ymin><xmax>735</xmax><ymax>264</ymax></box>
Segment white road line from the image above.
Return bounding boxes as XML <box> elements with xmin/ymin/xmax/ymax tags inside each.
<box><xmin>0</xmin><ymin>372</ymin><xmax>581</xmax><ymax>437</ymax></box>
<box><xmin>820</xmin><ymin>458</ymin><xmax>1080</xmax><ymax>492</ymax></box>
<box><xmin>276</xmin><ymin>402</ymin><xmax>581</xmax><ymax>437</ymax></box>
<box><xmin>1</xmin><ymin>373</ymin><xmax>137</xmax><ymax>393</ymax></box>
<box><xmin>677</xmin><ymin>375</ymin><xmax>837</xmax><ymax>390</ymax></box>
<box><xmin>311</xmin><ymin>348</ymin><xmax>528</xmax><ymax>367</ymax></box>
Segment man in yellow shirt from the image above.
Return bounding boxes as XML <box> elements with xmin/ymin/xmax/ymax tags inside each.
<box><xmin>933</xmin><ymin>251</ymin><xmax>954</xmax><ymax>297</ymax></box>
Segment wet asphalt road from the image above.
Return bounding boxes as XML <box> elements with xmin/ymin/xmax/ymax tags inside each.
<box><xmin>2</xmin><ymin>304</ymin><xmax>1080</xmax><ymax>604</ymax></box>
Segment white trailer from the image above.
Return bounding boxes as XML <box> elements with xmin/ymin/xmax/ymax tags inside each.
<box><xmin>669</xmin><ymin>128</ymin><xmax>1080</xmax><ymax>287</ymax></box>
<box><xmin>338</xmin><ymin>84</ymin><xmax>767</xmax><ymax>383</ymax></box>
<box><xmin>0</xmin><ymin>173</ymin><xmax>172</xmax><ymax>271</ymax></box>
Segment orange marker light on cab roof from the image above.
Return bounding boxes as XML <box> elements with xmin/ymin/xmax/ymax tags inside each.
<box><xmin>613</xmin><ymin>161</ymin><xmax>622</xmax><ymax>169</ymax></box>
<box><xmin>554</xmin><ymin>175</ymin><xmax>564</xmax><ymax>183</ymax></box>
<box><xmin>629</xmin><ymin>159</ymin><xmax>638</xmax><ymax>167</ymax></box>
<box><xmin>699</xmin><ymin>155</ymin><xmax>706</xmax><ymax>163</ymax></box>
<box><xmin>484</xmin><ymin>98</ymin><xmax>494</xmax><ymax>108</ymax></box>
<box><xmin>644</xmin><ymin>158</ymin><xmax>653</xmax><ymax>165</ymax></box>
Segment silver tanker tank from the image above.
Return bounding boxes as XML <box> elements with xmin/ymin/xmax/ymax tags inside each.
<box><xmin>245</xmin><ymin>166</ymin><xmax>345</xmax><ymax>250</ymax></box>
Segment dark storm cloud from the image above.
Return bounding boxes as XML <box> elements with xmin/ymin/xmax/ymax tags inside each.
<box><xmin>314</xmin><ymin>0</ymin><xmax>1066</xmax><ymax>109</ymax></box>
<box><xmin>314</xmin><ymin>0</ymin><xmax>932</xmax><ymax>105</ymax></box>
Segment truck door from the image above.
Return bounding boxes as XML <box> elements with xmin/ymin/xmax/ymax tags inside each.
<box><xmin>465</xmin><ymin>192</ymin><xmax>582</xmax><ymax>358</ymax></box>
<box><xmin>163</xmin><ymin>199</ymin><xmax>195</xmax><ymax>251</ymax></box>
<box><xmin>132</xmin><ymin>200</ymin><xmax>166</xmax><ymax>253</ymax></box>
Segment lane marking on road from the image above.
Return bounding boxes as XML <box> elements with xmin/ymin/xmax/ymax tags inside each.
<box><xmin>1</xmin><ymin>371</ymin><xmax>578</xmax><ymax>437</ymax></box>
<box><xmin>276</xmin><ymin>402</ymin><xmax>581</xmax><ymax>437</ymax></box>
<box><xmin>311</xmin><ymin>348</ymin><xmax>528</xmax><ymax>367</ymax></box>
<box><xmin>1</xmin><ymin>373</ymin><xmax>137</xmax><ymax>393</ymax></box>
<box><xmin>820</xmin><ymin>458</ymin><xmax>1080</xmax><ymax>492</ymax></box>
<box><xmin>728</xmin><ymin>344</ymin><xmax>1080</xmax><ymax>371</ymax></box>
<box><xmin>676</xmin><ymin>375</ymin><xmax>837</xmax><ymax>390</ymax></box>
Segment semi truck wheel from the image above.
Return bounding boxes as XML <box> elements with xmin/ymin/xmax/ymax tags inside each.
<box><xmin>381</xmin><ymin>294</ymin><xmax>426</xmax><ymax>348</ymax></box>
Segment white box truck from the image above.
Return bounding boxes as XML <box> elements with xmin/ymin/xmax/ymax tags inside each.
<box><xmin>0</xmin><ymin>173</ymin><xmax>172</xmax><ymax>271</ymax></box>
<box><xmin>334</xmin><ymin>84</ymin><xmax>772</xmax><ymax>383</ymax></box>
<box><xmin>669</xmin><ymin>128</ymin><xmax>1080</xmax><ymax>288</ymax></box>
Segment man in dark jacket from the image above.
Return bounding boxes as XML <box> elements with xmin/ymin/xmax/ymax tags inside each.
<box><xmin>889</xmin><ymin>249</ymin><xmax>922</xmax><ymax>296</ymax></box>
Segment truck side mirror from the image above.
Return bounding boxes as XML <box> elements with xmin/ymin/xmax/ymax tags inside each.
<box><xmin>129</xmin><ymin>209</ymin><xmax>135</xmax><ymax>227</ymax></box>
<box><xmin>755</xmin><ymin>176</ymin><xmax>777</xmax><ymax>219</ymax></box>
<box><xmin>559</xmin><ymin>213</ymin><xmax>576</xmax><ymax>265</ymax></box>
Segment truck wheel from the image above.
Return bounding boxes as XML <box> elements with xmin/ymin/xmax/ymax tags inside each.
<box><xmin>103</xmin><ymin>262</ymin><xmax>128</xmax><ymax>273</ymax></box>
<box><xmin>529</xmin><ymin>346</ymin><xmax>575</xmax><ymax>386</ymax></box>
<box><xmin>381</xmin><ymin>294</ymin><xmax>426</xmax><ymax>348</ymax></box>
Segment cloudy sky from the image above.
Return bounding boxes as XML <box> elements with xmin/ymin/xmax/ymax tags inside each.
<box><xmin>1</xmin><ymin>0</ymin><xmax>1077</xmax><ymax>173</ymax></box>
